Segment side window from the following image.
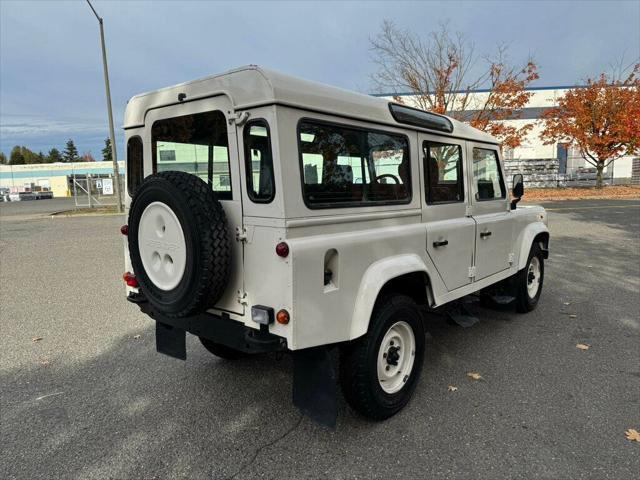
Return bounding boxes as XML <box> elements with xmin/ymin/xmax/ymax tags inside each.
<box><xmin>151</xmin><ymin>110</ymin><xmax>231</xmax><ymax>200</ymax></box>
<box><xmin>126</xmin><ymin>136</ymin><xmax>143</xmax><ymax>196</ymax></box>
<box><xmin>298</xmin><ymin>121</ymin><xmax>410</xmax><ymax>208</ymax></box>
<box><xmin>473</xmin><ymin>148</ymin><xmax>505</xmax><ymax>201</ymax></box>
<box><xmin>423</xmin><ymin>141</ymin><xmax>464</xmax><ymax>203</ymax></box>
<box><xmin>243</xmin><ymin>120</ymin><xmax>275</xmax><ymax>203</ymax></box>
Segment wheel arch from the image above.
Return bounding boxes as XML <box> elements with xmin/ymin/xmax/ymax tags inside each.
<box><xmin>349</xmin><ymin>254</ymin><xmax>433</xmax><ymax>341</ymax></box>
<box><xmin>517</xmin><ymin>223</ymin><xmax>550</xmax><ymax>270</ymax></box>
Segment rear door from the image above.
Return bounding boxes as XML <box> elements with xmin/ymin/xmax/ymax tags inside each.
<box><xmin>144</xmin><ymin>96</ymin><xmax>245</xmax><ymax>314</ymax></box>
<box><xmin>467</xmin><ymin>143</ymin><xmax>513</xmax><ymax>281</ymax></box>
<box><xmin>419</xmin><ymin>134</ymin><xmax>475</xmax><ymax>291</ymax></box>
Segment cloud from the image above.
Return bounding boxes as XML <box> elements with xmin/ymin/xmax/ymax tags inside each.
<box><xmin>0</xmin><ymin>116</ymin><xmax>107</xmax><ymax>138</ymax></box>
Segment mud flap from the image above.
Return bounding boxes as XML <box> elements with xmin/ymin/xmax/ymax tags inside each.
<box><xmin>156</xmin><ymin>322</ymin><xmax>186</xmax><ymax>360</ymax></box>
<box><xmin>292</xmin><ymin>346</ymin><xmax>337</xmax><ymax>428</ymax></box>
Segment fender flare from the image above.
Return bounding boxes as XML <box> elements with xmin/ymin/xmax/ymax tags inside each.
<box><xmin>517</xmin><ymin>223</ymin><xmax>550</xmax><ymax>270</ymax></box>
<box><xmin>349</xmin><ymin>254</ymin><xmax>431</xmax><ymax>341</ymax></box>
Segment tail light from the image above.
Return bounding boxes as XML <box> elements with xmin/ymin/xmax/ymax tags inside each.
<box><xmin>276</xmin><ymin>309</ymin><xmax>290</xmax><ymax>325</ymax></box>
<box><xmin>123</xmin><ymin>271</ymin><xmax>138</xmax><ymax>288</ymax></box>
<box><xmin>275</xmin><ymin>242</ymin><xmax>289</xmax><ymax>258</ymax></box>
<box><xmin>120</xmin><ymin>224</ymin><xmax>129</xmax><ymax>235</ymax></box>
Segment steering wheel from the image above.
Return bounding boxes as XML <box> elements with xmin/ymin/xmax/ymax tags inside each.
<box><xmin>375</xmin><ymin>173</ymin><xmax>401</xmax><ymax>184</ymax></box>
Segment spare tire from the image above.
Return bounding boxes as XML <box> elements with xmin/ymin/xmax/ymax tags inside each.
<box><xmin>128</xmin><ymin>171</ymin><xmax>231</xmax><ymax>318</ymax></box>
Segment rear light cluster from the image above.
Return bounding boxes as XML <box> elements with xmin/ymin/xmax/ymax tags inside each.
<box><xmin>251</xmin><ymin>305</ymin><xmax>290</xmax><ymax>325</ymax></box>
<box><xmin>123</xmin><ymin>272</ymin><xmax>138</xmax><ymax>288</ymax></box>
<box><xmin>120</xmin><ymin>224</ymin><xmax>129</xmax><ymax>235</ymax></box>
<box><xmin>275</xmin><ymin>242</ymin><xmax>289</xmax><ymax>258</ymax></box>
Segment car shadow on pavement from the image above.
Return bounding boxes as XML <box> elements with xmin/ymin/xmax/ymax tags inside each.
<box><xmin>0</xmin><ymin>327</ymin><xmax>304</xmax><ymax>479</ymax></box>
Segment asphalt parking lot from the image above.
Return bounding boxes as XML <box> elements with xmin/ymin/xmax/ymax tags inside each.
<box><xmin>1</xmin><ymin>198</ymin><xmax>639</xmax><ymax>479</ymax></box>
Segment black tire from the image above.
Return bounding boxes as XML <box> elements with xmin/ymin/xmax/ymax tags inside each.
<box><xmin>339</xmin><ymin>295</ymin><xmax>425</xmax><ymax>420</ymax></box>
<box><xmin>128</xmin><ymin>171</ymin><xmax>231</xmax><ymax>318</ymax></box>
<box><xmin>515</xmin><ymin>243</ymin><xmax>544</xmax><ymax>313</ymax></box>
<box><xmin>199</xmin><ymin>338</ymin><xmax>246</xmax><ymax>360</ymax></box>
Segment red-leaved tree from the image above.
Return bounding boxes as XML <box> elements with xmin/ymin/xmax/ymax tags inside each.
<box><xmin>540</xmin><ymin>65</ymin><xmax>640</xmax><ymax>188</ymax></box>
<box><xmin>370</xmin><ymin>20</ymin><xmax>539</xmax><ymax>149</ymax></box>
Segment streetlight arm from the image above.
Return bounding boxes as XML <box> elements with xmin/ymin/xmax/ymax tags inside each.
<box><xmin>86</xmin><ymin>0</ymin><xmax>101</xmax><ymax>22</ymax></box>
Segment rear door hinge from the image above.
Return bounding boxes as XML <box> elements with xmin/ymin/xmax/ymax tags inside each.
<box><xmin>236</xmin><ymin>226</ymin><xmax>248</xmax><ymax>242</ymax></box>
<box><xmin>237</xmin><ymin>290</ymin><xmax>248</xmax><ymax>306</ymax></box>
<box><xmin>228</xmin><ymin>111</ymin><xmax>250</xmax><ymax>126</ymax></box>
<box><xmin>468</xmin><ymin>266</ymin><xmax>476</xmax><ymax>279</ymax></box>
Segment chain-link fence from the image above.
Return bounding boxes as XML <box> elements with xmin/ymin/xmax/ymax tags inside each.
<box><xmin>71</xmin><ymin>173</ymin><xmax>124</xmax><ymax>208</ymax></box>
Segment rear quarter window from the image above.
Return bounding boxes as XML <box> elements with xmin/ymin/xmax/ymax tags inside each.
<box><xmin>243</xmin><ymin>120</ymin><xmax>275</xmax><ymax>203</ymax></box>
<box><xmin>127</xmin><ymin>136</ymin><xmax>143</xmax><ymax>196</ymax></box>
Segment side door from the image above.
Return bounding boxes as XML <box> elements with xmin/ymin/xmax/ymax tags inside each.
<box><xmin>467</xmin><ymin>143</ymin><xmax>513</xmax><ymax>281</ymax></box>
<box><xmin>420</xmin><ymin>134</ymin><xmax>475</xmax><ymax>291</ymax></box>
<box><xmin>144</xmin><ymin>95</ymin><xmax>245</xmax><ymax>315</ymax></box>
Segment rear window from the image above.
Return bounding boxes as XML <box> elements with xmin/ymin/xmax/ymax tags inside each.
<box><xmin>151</xmin><ymin>110</ymin><xmax>232</xmax><ymax>200</ymax></box>
<box><xmin>126</xmin><ymin>136</ymin><xmax>143</xmax><ymax>196</ymax></box>
<box><xmin>298</xmin><ymin>120</ymin><xmax>411</xmax><ymax>208</ymax></box>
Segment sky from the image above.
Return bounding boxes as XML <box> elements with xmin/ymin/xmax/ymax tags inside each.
<box><xmin>1</xmin><ymin>0</ymin><xmax>639</xmax><ymax>160</ymax></box>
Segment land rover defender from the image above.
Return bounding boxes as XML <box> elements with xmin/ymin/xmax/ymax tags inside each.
<box><xmin>121</xmin><ymin>66</ymin><xmax>549</xmax><ymax>425</ymax></box>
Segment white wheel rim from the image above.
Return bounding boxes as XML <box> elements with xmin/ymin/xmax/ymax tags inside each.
<box><xmin>377</xmin><ymin>321</ymin><xmax>416</xmax><ymax>394</ymax></box>
<box><xmin>527</xmin><ymin>256</ymin><xmax>541</xmax><ymax>298</ymax></box>
<box><xmin>138</xmin><ymin>201</ymin><xmax>187</xmax><ymax>291</ymax></box>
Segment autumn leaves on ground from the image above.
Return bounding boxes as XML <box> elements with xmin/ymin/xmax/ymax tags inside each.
<box><xmin>525</xmin><ymin>185</ymin><xmax>640</xmax><ymax>201</ymax></box>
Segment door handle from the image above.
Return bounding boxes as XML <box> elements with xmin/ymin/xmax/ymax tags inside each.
<box><xmin>480</xmin><ymin>231</ymin><xmax>492</xmax><ymax>238</ymax></box>
<box><xmin>433</xmin><ymin>239</ymin><xmax>449</xmax><ymax>247</ymax></box>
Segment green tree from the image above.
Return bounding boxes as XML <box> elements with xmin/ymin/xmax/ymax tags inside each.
<box><xmin>101</xmin><ymin>138</ymin><xmax>112</xmax><ymax>162</ymax></box>
<box><xmin>10</xmin><ymin>146</ymin><xmax>26</xmax><ymax>165</ymax></box>
<box><xmin>0</xmin><ymin>152</ymin><xmax>7</xmax><ymax>164</ymax></box>
<box><xmin>37</xmin><ymin>151</ymin><xmax>45</xmax><ymax>163</ymax></box>
<box><xmin>21</xmin><ymin>146</ymin><xmax>40</xmax><ymax>164</ymax></box>
<box><xmin>47</xmin><ymin>148</ymin><xmax>62</xmax><ymax>163</ymax></box>
<box><xmin>63</xmin><ymin>139</ymin><xmax>79</xmax><ymax>163</ymax></box>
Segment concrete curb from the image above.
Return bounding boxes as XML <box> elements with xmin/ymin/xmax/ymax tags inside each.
<box><xmin>49</xmin><ymin>209</ymin><xmax>125</xmax><ymax>218</ymax></box>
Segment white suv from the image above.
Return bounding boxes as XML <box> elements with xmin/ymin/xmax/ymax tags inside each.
<box><xmin>122</xmin><ymin>66</ymin><xmax>549</xmax><ymax>425</ymax></box>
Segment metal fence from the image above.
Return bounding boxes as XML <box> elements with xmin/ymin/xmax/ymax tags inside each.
<box><xmin>71</xmin><ymin>173</ymin><xmax>124</xmax><ymax>208</ymax></box>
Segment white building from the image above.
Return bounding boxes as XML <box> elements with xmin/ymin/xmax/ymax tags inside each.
<box><xmin>383</xmin><ymin>86</ymin><xmax>636</xmax><ymax>184</ymax></box>
<box><xmin>0</xmin><ymin>161</ymin><xmax>124</xmax><ymax>198</ymax></box>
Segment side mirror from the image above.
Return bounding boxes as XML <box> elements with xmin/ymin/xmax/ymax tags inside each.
<box><xmin>511</xmin><ymin>174</ymin><xmax>524</xmax><ymax>210</ymax></box>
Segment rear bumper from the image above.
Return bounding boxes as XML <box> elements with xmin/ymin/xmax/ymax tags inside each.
<box><xmin>129</xmin><ymin>293</ymin><xmax>287</xmax><ymax>356</ymax></box>
<box><xmin>128</xmin><ymin>292</ymin><xmax>336</xmax><ymax>427</ymax></box>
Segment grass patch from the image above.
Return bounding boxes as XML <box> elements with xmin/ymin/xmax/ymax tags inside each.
<box><xmin>52</xmin><ymin>205</ymin><xmax>122</xmax><ymax>216</ymax></box>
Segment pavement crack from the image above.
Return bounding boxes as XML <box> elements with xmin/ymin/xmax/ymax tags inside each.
<box><xmin>228</xmin><ymin>414</ymin><xmax>303</xmax><ymax>480</ymax></box>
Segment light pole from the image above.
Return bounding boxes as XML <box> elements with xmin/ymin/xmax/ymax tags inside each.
<box><xmin>86</xmin><ymin>0</ymin><xmax>123</xmax><ymax>213</ymax></box>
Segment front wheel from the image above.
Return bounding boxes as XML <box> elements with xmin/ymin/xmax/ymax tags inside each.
<box><xmin>515</xmin><ymin>243</ymin><xmax>545</xmax><ymax>313</ymax></box>
<box><xmin>339</xmin><ymin>295</ymin><xmax>425</xmax><ymax>420</ymax></box>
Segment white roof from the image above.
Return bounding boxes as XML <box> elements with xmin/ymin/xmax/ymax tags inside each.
<box><xmin>123</xmin><ymin>65</ymin><xmax>497</xmax><ymax>144</ymax></box>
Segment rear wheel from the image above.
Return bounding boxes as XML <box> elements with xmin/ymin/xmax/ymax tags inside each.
<box><xmin>199</xmin><ymin>338</ymin><xmax>246</xmax><ymax>360</ymax></box>
<box><xmin>339</xmin><ymin>295</ymin><xmax>425</xmax><ymax>420</ymax></box>
<box><xmin>515</xmin><ymin>243</ymin><xmax>544</xmax><ymax>312</ymax></box>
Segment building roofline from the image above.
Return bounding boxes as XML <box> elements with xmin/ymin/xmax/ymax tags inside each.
<box><xmin>371</xmin><ymin>84</ymin><xmax>589</xmax><ymax>97</ymax></box>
